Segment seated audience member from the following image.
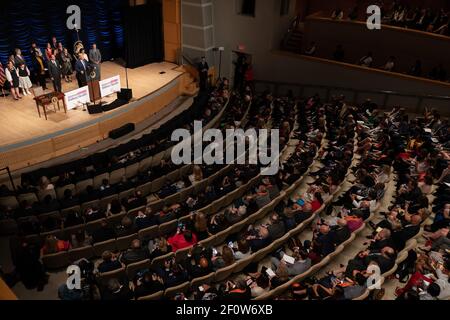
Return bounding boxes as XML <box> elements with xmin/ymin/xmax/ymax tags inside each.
<box><xmin>156</xmin><ymin>258</ymin><xmax>188</xmax><ymax>287</ymax></box>
<box><xmin>381</xmin><ymin>56</ymin><xmax>396</xmax><ymax>72</ymax></box>
<box><xmin>60</xmin><ymin>189</ymin><xmax>79</xmax><ymax>209</ymax></box>
<box><xmin>107</xmin><ymin>199</ymin><xmax>125</xmax><ymax>216</ymax></box>
<box><xmin>38</xmin><ymin>176</ymin><xmax>54</xmax><ymax>192</ymax></box>
<box><xmin>183</xmin><ymin>253</ymin><xmax>214</xmax><ymax>279</ymax></box>
<box><xmin>271</xmin><ymin>249</ymin><xmax>311</xmax><ymax>277</ymax></box>
<box><xmin>70</xmin><ymin>230</ymin><xmax>92</xmax><ymax>248</ymax></box>
<box><xmin>115</xmin><ymin>216</ymin><xmax>137</xmax><ymax>237</ymax></box>
<box><xmin>246</xmin><ymin>224</ymin><xmax>271</xmax><ymax>252</ymax></box>
<box><xmin>418</xmin><ymin>175</ymin><xmax>433</xmax><ymax>194</ymax></box>
<box><xmin>212</xmin><ymin>245</ymin><xmax>235</xmax><ymax>269</ymax></box>
<box><xmin>123</xmin><ymin>191</ymin><xmax>147</xmax><ymax>211</ymax></box>
<box><xmin>148</xmin><ymin>237</ymin><xmax>172</xmax><ymax>259</ymax></box>
<box><xmin>304</xmin><ymin>42</ymin><xmax>317</xmax><ymax>56</ymax></box>
<box><xmin>168</xmin><ymin>229</ymin><xmax>198</xmax><ymax>252</ymax></box>
<box><xmin>64</xmin><ymin>210</ymin><xmax>84</xmax><ymax>228</ymax></box>
<box><xmin>91</xmin><ymin>219</ymin><xmax>116</xmax><ymax>243</ymax></box>
<box><xmin>222</xmin><ymin>280</ymin><xmax>252</xmax><ymax>300</ymax></box>
<box><xmin>97</xmin><ymin>251</ymin><xmax>123</xmax><ymax>273</ymax></box>
<box><xmin>265</xmin><ymin>213</ymin><xmax>286</xmax><ymax>240</ymax></box>
<box><xmin>247</xmin><ymin>273</ymin><xmax>270</xmax><ymax>297</ymax></box>
<box><xmin>120</xmin><ymin>239</ymin><xmax>149</xmax><ymax>265</ymax></box>
<box><xmin>133</xmin><ymin>271</ymin><xmax>165</xmax><ymax>299</ymax></box>
<box><xmin>233</xmin><ymin>239</ymin><xmax>252</xmax><ymax>260</ymax></box>
<box><xmin>193</xmin><ymin>212</ymin><xmax>210</xmax><ymax>241</ymax></box>
<box><xmin>358</xmin><ymin>52</ymin><xmax>373</xmax><ymax>67</ymax></box>
<box><xmin>189</xmin><ymin>165</ymin><xmax>204</xmax><ymax>184</ymax></box>
<box><xmin>41</xmin><ymin>235</ymin><xmax>70</xmax><ymax>255</ymax></box>
<box><xmin>224</xmin><ymin>205</ymin><xmax>247</xmax><ymax>225</ymax></box>
<box><xmin>134</xmin><ymin>208</ymin><xmax>155</xmax><ymax>230</ymax></box>
<box><xmin>331</xmin><ymin>8</ymin><xmax>344</xmax><ymax>20</ymax></box>
<box><xmin>102</xmin><ymin>278</ymin><xmax>133</xmax><ymax>300</ymax></box>
<box><xmin>80</xmin><ymin>185</ymin><xmax>100</xmax><ymax>203</ymax></box>
<box><xmin>367</xmin><ymin>228</ymin><xmax>393</xmax><ymax>251</ymax></box>
<box><xmin>157</xmin><ymin>204</ymin><xmax>179</xmax><ymax>224</ymax></box>
<box><xmin>209</xmin><ymin>212</ymin><xmax>228</xmax><ymax>234</ymax></box>
<box><xmin>313</xmin><ymin>224</ymin><xmax>337</xmax><ymax>257</ymax></box>
<box><xmin>84</xmin><ymin>206</ymin><xmax>105</xmax><ymax>222</ymax></box>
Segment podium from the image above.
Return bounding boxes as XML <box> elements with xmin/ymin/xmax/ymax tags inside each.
<box><xmin>88</xmin><ymin>63</ymin><xmax>101</xmax><ymax>102</ymax></box>
<box><xmin>88</xmin><ymin>80</ymin><xmax>101</xmax><ymax>102</ymax></box>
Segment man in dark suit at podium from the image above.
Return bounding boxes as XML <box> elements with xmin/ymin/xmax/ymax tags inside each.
<box><xmin>48</xmin><ymin>55</ymin><xmax>62</xmax><ymax>93</ymax></box>
<box><xmin>75</xmin><ymin>53</ymin><xmax>89</xmax><ymax>88</ymax></box>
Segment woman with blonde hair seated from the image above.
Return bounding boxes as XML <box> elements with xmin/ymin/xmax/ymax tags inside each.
<box><xmin>189</xmin><ymin>165</ymin><xmax>203</xmax><ymax>184</ymax></box>
<box><xmin>193</xmin><ymin>211</ymin><xmax>209</xmax><ymax>240</ymax></box>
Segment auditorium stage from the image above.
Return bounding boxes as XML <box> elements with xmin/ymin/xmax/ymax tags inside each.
<box><xmin>0</xmin><ymin>61</ymin><xmax>184</xmax><ymax>148</ymax></box>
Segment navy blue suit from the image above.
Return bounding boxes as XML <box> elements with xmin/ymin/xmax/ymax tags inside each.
<box><xmin>75</xmin><ymin>59</ymin><xmax>89</xmax><ymax>88</ymax></box>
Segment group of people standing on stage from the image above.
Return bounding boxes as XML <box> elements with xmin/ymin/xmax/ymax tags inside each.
<box><xmin>0</xmin><ymin>36</ymin><xmax>102</xmax><ymax>101</ymax></box>
<box><xmin>0</xmin><ymin>49</ymin><xmax>33</xmax><ymax>100</ymax></box>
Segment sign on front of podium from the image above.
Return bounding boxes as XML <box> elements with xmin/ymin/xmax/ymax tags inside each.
<box><xmin>64</xmin><ymin>86</ymin><xmax>90</xmax><ymax>110</ymax></box>
<box><xmin>100</xmin><ymin>75</ymin><xmax>121</xmax><ymax>98</ymax></box>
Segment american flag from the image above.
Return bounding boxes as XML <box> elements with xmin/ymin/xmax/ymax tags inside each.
<box><xmin>0</xmin><ymin>63</ymin><xmax>6</xmax><ymax>86</ymax></box>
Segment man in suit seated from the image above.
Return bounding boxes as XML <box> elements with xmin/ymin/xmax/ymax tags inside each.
<box><xmin>392</xmin><ymin>214</ymin><xmax>422</xmax><ymax>250</ymax></box>
<box><xmin>265</xmin><ymin>213</ymin><xmax>286</xmax><ymax>240</ymax></box>
<box><xmin>314</xmin><ymin>224</ymin><xmax>337</xmax><ymax>257</ymax></box>
<box><xmin>119</xmin><ymin>239</ymin><xmax>149</xmax><ymax>265</ymax></box>
<box><xmin>367</xmin><ymin>228</ymin><xmax>394</xmax><ymax>251</ymax></box>
<box><xmin>97</xmin><ymin>250</ymin><xmax>123</xmax><ymax>273</ymax></box>
<box><xmin>92</xmin><ymin>219</ymin><xmax>116</xmax><ymax>243</ymax></box>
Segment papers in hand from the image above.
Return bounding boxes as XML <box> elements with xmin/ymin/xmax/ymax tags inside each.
<box><xmin>424</xmin><ymin>128</ymin><xmax>432</xmax><ymax>133</ymax></box>
<box><xmin>265</xmin><ymin>268</ymin><xmax>276</xmax><ymax>278</ymax></box>
<box><xmin>282</xmin><ymin>254</ymin><xmax>296</xmax><ymax>265</ymax></box>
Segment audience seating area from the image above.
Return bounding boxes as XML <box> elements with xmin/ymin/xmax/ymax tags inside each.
<box><xmin>1</xmin><ymin>81</ymin><xmax>449</xmax><ymax>301</ymax></box>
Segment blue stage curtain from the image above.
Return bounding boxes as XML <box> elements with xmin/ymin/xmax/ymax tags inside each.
<box><xmin>0</xmin><ymin>0</ymin><xmax>125</xmax><ymax>68</ymax></box>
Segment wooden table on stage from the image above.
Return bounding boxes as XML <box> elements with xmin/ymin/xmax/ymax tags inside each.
<box><xmin>33</xmin><ymin>92</ymin><xmax>67</xmax><ymax>120</ymax></box>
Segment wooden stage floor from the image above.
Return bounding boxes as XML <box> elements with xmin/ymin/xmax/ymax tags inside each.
<box><xmin>0</xmin><ymin>61</ymin><xmax>183</xmax><ymax>148</ymax></box>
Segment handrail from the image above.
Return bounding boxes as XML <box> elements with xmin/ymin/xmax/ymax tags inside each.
<box><xmin>254</xmin><ymin>77</ymin><xmax>450</xmax><ymax>115</ymax></box>
<box><xmin>0</xmin><ymin>167</ymin><xmax>15</xmax><ymax>192</ymax></box>
<box><xmin>306</xmin><ymin>13</ymin><xmax>450</xmax><ymax>42</ymax></box>
<box><xmin>254</xmin><ymin>79</ymin><xmax>450</xmax><ymax>101</ymax></box>
<box><xmin>181</xmin><ymin>54</ymin><xmax>196</xmax><ymax>67</ymax></box>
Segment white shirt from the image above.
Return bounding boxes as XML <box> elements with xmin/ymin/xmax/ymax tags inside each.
<box><xmin>435</xmin><ymin>269</ymin><xmax>450</xmax><ymax>300</ymax></box>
